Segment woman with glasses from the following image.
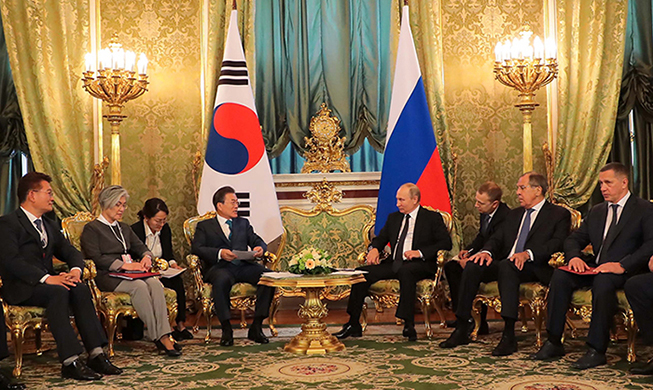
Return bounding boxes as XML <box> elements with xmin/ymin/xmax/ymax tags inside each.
<box><xmin>131</xmin><ymin>198</ymin><xmax>192</xmax><ymax>341</ymax></box>
<box><xmin>80</xmin><ymin>186</ymin><xmax>181</xmax><ymax>357</ymax></box>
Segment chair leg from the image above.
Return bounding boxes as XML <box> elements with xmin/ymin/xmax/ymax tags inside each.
<box><xmin>106</xmin><ymin>314</ymin><xmax>118</xmax><ymax>358</ymax></box>
<box><xmin>168</xmin><ymin>303</ymin><xmax>178</xmax><ymax>330</ymax></box>
<box><xmin>11</xmin><ymin>326</ymin><xmax>25</xmax><ymax>378</ymax></box>
<box><xmin>531</xmin><ymin>300</ymin><xmax>545</xmax><ymax>348</ymax></box>
<box><xmin>360</xmin><ymin>302</ymin><xmax>368</xmax><ymax>332</ymax></box>
<box><xmin>204</xmin><ymin>304</ymin><xmax>212</xmax><ymax>344</ymax></box>
<box><xmin>240</xmin><ymin>309</ymin><xmax>247</xmax><ymax>329</ymax></box>
<box><xmin>35</xmin><ymin>327</ymin><xmax>43</xmax><ymax>356</ymax></box>
<box><xmin>470</xmin><ymin>298</ymin><xmax>482</xmax><ymax>341</ymax></box>
<box><xmin>268</xmin><ymin>296</ymin><xmax>280</xmax><ymax>337</ymax></box>
<box><xmin>192</xmin><ymin>300</ymin><xmax>204</xmax><ymax>333</ymax></box>
<box><xmin>519</xmin><ymin>304</ymin><xmax>529</xmax><ymax>333</ymax></box>
<box><xmin>421</xmin><ymin>299</ymin><xmax>433</xmax><ymax>339</ymax></box>
<box><xmin>432</xmin><ymin>292</ymin><xmax>447</xmax><ymax>328</ymax></box>
<box><xmin>625</xmin><ymin>310</ymin><xmax>638</xmax><ymax>363</ymax></box>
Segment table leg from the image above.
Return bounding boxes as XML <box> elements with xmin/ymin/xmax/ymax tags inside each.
<box><xmin>284</xmin><ymin>287</ymin><xmax>345</xmax><ymax>354</ymax></box>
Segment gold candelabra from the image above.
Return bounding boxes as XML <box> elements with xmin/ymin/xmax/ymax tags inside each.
<box><xmin>82</xmin><ymin>35</ymin><xmax>149</xmax><ymax>185</ymax></box>
<box><xmin>494</xmin><ymin>25</ymin><xmax>558</xmax><ymax>172</ymax></box>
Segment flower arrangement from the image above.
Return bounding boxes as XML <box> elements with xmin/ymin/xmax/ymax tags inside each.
<box><xmin>288</xmin><ymin>248</ymin><xmax>334</xmax><ymax>275</ymax></box>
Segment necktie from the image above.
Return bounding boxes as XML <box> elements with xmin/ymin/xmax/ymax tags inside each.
<box><xmin>226</xmin><ymin>219</ymin><xmax>233</xmax><ymax>240</ymax></box>
<box><xmin>481</xmin><ymin>213</ymin><xmax>491</xmax><ymax>235</ymax></box>
<box><xmin>392</xmin><ymin>215</ymin><xmax>411</xmax><ymax>273</ymax></box>
<box><xmin>597</xmin><ymin>204</ymin><xmax>620</xmax><ymax>264</ymax></box>
<box><xmin>34</xmin><ymin>219</ymin><xmax>46</xmax><ymax>248</ymax></box>
<box><xmin>514</xmin><ymin>208</ymin><xmax>534</xmax><ymax>254</ymax></box>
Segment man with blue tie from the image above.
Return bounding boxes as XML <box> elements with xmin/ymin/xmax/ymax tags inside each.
<box><xmin>532</xmin><ymin>163</ymin><xmax>653</xmax><ymax>369</ymax></box>
<box><xmin>192</xmin><ymin>186</ymin><xmax>273</xmax><ymax>346</ymax></box>
<box><xmin>440</xmin><ymin>172</ymin><xmax>570</xmax><ymax>356</ymax></box>
<box><xmin>0</xmin><ymin>172</ymin><xmax>121</xmax><ymax>381</ymax></box>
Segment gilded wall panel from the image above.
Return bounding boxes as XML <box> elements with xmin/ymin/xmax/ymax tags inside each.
<box><xmin>442</xmin><ymin>0</ymin><xmax>548</xmax><ymax>243</ymax></box>
<box><xmin>100</xmin><ymin>0</ymin><xmax>202</xmax><ymax>257</ymax></box>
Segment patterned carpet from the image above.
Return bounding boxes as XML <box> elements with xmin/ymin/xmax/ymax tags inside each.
<box><xmin>7</xmin><ymin>322</ymin><xmax>653</xmax><ymax>389</ymax></box>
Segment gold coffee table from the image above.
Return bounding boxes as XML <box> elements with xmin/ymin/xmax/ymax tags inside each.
<box><xmin>259</xmin><ymin>273</ymin><xmax>365</xmax><ymax>354</ymax></box>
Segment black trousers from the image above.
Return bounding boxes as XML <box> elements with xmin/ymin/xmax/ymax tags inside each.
<box><xmin>18</xmin><ymin>283</ymin><xmax>107</xmax><ymax>362</ymax></box>
<box><xmin>161</xmin><ymin>275</ymin><xmax>186</xmax><ymax>323</ymax></box>
<box><xmin>207</xmin><ymin>261</ymin><xmax>274</xmax><ymax>322</ymax></box>
<box><xmin>454</xmin><ymin>260</ymin><xmax>500</xmax><ymax>321</ymax></box>
<box><xmin>347</xmin><ymin>259</ymin><xmax>436</xmax><ymax>324</ymax></box>
<box><xmin>546</xmin><ymin>269</ymin><xmax>628</xmax><ymax>353</ymax></box>
<box><xmin>624</xmin><ymin>273</ymin><xmax>653</xmax><ymax>345</ymax></box>
<box><xmin>497</xmin><ymin>260</ymin><xmax>553</xmax><ymax>320</ymax></box>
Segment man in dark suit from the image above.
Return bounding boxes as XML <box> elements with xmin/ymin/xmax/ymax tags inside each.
<box><xmin>444</xmin><ymin>181</ymin><xmax>510</xmax><ymax>334</ymax></box>
<box><xmin>625</xmin><ymin>256</ymin><xmax>653</xmax><ymax>375</ymax></box>
<box><xmin>441</xmin><ymin>172</ymin><xmax>570</xmax><ymax>355</ymax></box>
<box><xmin>0</xmin><ymin>172</ymin><xmax>121</xmax><ymax>380</ymax></box>
<box><xmin>532</xmin><ymin>162</ymin><xmax>653</xmax><ymax>369</ymax></box>
<box><xmin>334</xmin><ymin>183</ymin><xmax>452</xmax><ymax>341</ymax></box>
<box><xmin>191</xmin><ymin>186</ymin><xmax>273</xmax><ymax>346</ymax></box>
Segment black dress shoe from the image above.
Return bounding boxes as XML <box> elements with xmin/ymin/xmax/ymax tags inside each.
<box><xmin>87</xmin><ymin>353</ymin><xmax>123</xmax><ymax>375</ymax></box>
<box><xmin>445</xmin><ymin>319</ymin><xmax>457</xmax><ymax>328</ymax></box>
<box><xmin>530</xmin><ymin>340</ymin><xmax>566</xmax><ymax>360</ymax></box>
<box><xmin>404</xmin><ymin>326</ymin><xmax>417</xmax><ymax>342</ymax></box>
<box><xmin>154</xmin><ymin>339</ymin><xmax>182</xmax><ymax>357</ymax></box>
<box><xmin>630</xmin><ymin>359</ymin><xmax>653</xmax><ymax>375</ymax></box>
<box><xmin>61</xmin><ymin>359</ymin><xmax>103</xmax><ymax>380</ymax></box>
<box><xmin>571</xmin><ymin>348</ymin><xmax>606</xmax><ymax>370</ymax></box>
<box><xmin>492</xmin><ymin>334</ymin><xmax>517</xmax><ymax>356</ymax></box>
<box><xmin>334</xmin><ymin>323</ymin><xmax>362</xmax><ymax>340</ymax></box>
<box><xmin>439</xmin><ymin>325</ymin><xmax>470</xmax><ymax>348</ymax></box>
<box><xmin>0</xmin><ymin>371</ymin><xmax>26</xmax><ymax>390</ymax></box>
<box><xmin>220</xmin><ymin>329</ymin><xmax>234</xmax><ymax>346</ymax></box>
<box><xmin>247</xmin><ymin>327</ymin><xmax>269</xmax><ymax>344</ymax></box>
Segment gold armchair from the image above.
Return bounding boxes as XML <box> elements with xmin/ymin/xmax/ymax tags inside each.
<box><xmin>183</xmin><ymin>211</ymin><xmax>279</xmax><ymax>343</ymax></box>
<box><xmin>272</xmin><ymin>205</ymin><xmax>375</xmax><ymax>325</ymax></box>
<box><xmin>469</xmin><ymin>205</ymin><xmax>582</xmax><ymax>347</ymax></box>
<box><xmin>364</xmin><ymin>209</ymin><xmax>453</xmax><ymax>339</ymax></box>
<box><xmin>62</xmin><ymin>212</ymin><xmax>178</xmax><ymax>357</ymax></box>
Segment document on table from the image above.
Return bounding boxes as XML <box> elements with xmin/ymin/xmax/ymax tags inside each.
<box><xmin>158</xmin><ymin>268</ymin><xmax>186</xmax><ymax>279</ymax></box>
<box><xmin>331</xmin><ymin>269</ymin><xmax>369</xmax><ymax>275</ymax></box>
<box><xmin>263</xmin><ymin>272</ymin><xmax>303</xmax><ymax>279</ymax></box>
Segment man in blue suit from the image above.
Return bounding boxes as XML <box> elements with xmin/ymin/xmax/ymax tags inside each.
<box><xmin>192</xmin><ymin>186</ymin><xmax>273</xmax><ymax>346</ymax></box>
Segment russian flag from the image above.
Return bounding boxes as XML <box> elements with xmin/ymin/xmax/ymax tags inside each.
<box><xmin>375</xmin><ymin>4</ymin><xmax>451</xmax><ymax>235</ymax></box>
<box><xmin>197</xmin><ymin>7</ymin><xmax>283</xmax><ymax>243</ymax></box>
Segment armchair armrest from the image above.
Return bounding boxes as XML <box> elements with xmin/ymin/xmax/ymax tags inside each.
<box><xmin>262</xmin><ymin>251</ymin><xmax>278</xmax><ymax>269</ymax></box>
<box><xmin>548</xmin><ymin>252</ymin><xmax>566</xmax><ymax>268</ymax></box>
<box><xmin>152</xmin><ymin>257</ymin><xmax>169</xmax><ymax>272</ymax></box>
<box><xmin>83</xmin><ymin>260</ymin><xmax>102</xmax><ymax>310</ymax></box>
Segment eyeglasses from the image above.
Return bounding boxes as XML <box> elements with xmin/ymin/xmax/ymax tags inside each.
<box><xmin>33</xmin><ymin>189</ymin><xmax>54</xmax><ymax>197</ymax></box>
<box><xmin>114</xmin><ymin>202</ymin><xmax>128</xmax><ymax>210</ymax></box>
<box><xmin>221</xmin><ymin>200</ymin><xmax>240</xmax><ymax>206</ymax></box>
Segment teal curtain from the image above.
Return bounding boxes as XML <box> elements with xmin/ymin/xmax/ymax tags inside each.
<box><xmin>0</xmin><ymin>14</ymin><xmax>30</xmax><ymax>215</ymax></box>
<box><xmin>271</xmin><ymin>138</ymin><xmax>383</xmax><ymax>174</ymax></box>
<box><xmin>609</xmin><ymin>0</ymin><xmax>653</xmax><ymax>199</ymax></box>
<box><xmin>255</xmin><ymin>1</ymin><xmax>393</xmax><ymax>159</ymax></box>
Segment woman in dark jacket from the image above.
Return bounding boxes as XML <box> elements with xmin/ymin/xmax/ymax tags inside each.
<box><xmin>81</xmin><ymin>186</ymin><xmax>181</xmax><ymax>357</ymax></box>
<box><xmin>131</xmin><ymin>198</ymin><xmax>192</xmax><ymax>341</ymax></box>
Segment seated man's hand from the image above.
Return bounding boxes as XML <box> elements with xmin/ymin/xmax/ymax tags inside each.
<box><xmin>47</xmin><ymin>274</ymin><xmax>77</xmax><ymax>290</ymax></box>
<box><xmin>366</xmin><ymin>248</ymin><xmax>380</xmax><ymax>265</ymax></box>
<box><xmin>253</xmin><ymin>246</ymin><xmax>264</xmax><ymax>257</ymax></box>
<box><xmin>568</xmin><ymin>257</ymin><xmax>590</xmax><ymax>273</ymax></box>
<box><xmin>509</xmin><ymin>251</ymin><xmax>530</xmax><ymax>271</ymax></box>
<box><xmin>404</xmin><ymin>250</ymin><xmax>421</xmax><ymax>260</ymax></box>
<box><xmin>221</xmin><ymin>249</ymin><xmax>237</xmax><ymax>261</ymax></box>
<box><xmin>596</xmin><ymin>261</ymin><xmax>625</xmax><ymax>274</ymax></box>
<box><xmin>121</xmin><ymin>262</ymin><xmax>146</xmax><ymax>272</ymax></box>
<box><xmin>470</xmin><ymin>252</ymin><xmax>493</xmax><ymax>267</ymax></box>
<box><xmin>458</xmin><ymin>249</ymin><xmax>469</xmax><ymax>260</ymax></box>
<box><xmin>64</xmin><ymin>268</ymin><xmax>82</xmax><ymax>283</ymax></box>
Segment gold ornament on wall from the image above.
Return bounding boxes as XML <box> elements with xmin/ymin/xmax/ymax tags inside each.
<box><xmin>494</xmin><ymin>25</ymin><xmax>558</xmax><ymax>173</ymax></box>
<box><xmin>301</xmin><ymin>103</ymin><xmax>351</xmax><ymax>174</ymax></box>
<box><xmin>82</xmin><ymin>34</ymin><xmax>149</xmax><ymax>185</ymax></box>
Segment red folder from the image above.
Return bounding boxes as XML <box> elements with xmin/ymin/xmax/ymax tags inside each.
<box><xmin>559</xmin><ymin>265</ymin><xmax>598</xmax><ymax>276</ymax></box>
<box><xmin>109</xmin><ymin>271</ymin><xmax>160</xmax><ymax>280</ymax></box>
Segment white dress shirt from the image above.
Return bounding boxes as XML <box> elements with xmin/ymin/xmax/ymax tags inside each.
<box><xmin>216</xmin><ymin>215</ymin><xmax>233</xmax><ymax>260</ymax></box>
<box><xmin>595</xmin><ymin>191</ymin><xmax>630</xmax><ymax>263</ymax></box>
<box><xmin>21</xmin><ymin>207</ymin><xmax>81</xmax><ymax>283</ymax></box>
<box><xmin>508</xmin><ymin>197</ymin><xmax>547</xmax><ymax>262</ymax></box>
<box><xmin>143</xmin><ymin>221</ymin><xmax>176</xmax><ymax>266</ymax></box>
<box><xmin>395</xmin><ymin>206</ymin><xmax>423</xmax><ymax>260</ymax></box>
